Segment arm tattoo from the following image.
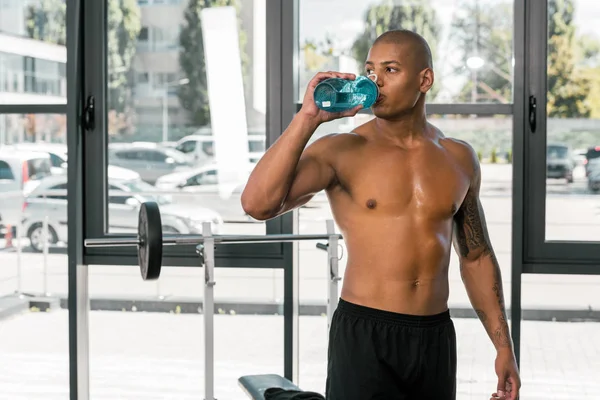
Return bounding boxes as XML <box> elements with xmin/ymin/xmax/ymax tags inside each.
<box><xmin>453</xmin><ymin>192</ymin><xmax>489</xmax><ymax>259</ymax></box>
<box><xmin>492</xmin><ymin>260</ymin><xmax>511</xmax><ymax>347</ymax></box>
<box><xmin>493</xmin><ymin>262</ymin><xmax>506</xmax><ymax>311</ymax></box>
<box><xmin>475</xmin><ymin>309</ymin><xmax>487</xmax><ymax>323</ymax></box>
<box><xmin>493</xmin><ymin>315</ymin><xmax>512</xmax><ymax>347</ymax></box>
<box><xmin>455</xmin><ymin>189</ymin><xmax>512</xmax><ymax>348</ymax></box>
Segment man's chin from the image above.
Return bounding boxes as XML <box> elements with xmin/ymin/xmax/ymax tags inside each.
<box><xmin>373</xmin><ymin>105</ymin><xmax>414</xmax><ymax>120</ymax></box>
<box><xmin>372</xmin><ymin>107</ymin><xmax>392</xmax><ymax>119</ymax></box>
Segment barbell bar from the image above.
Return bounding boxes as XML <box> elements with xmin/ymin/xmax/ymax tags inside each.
<box><xmin>84</xmin><ymin>202</ymin><xmax>343</xmax><ymax>281</ymax></box>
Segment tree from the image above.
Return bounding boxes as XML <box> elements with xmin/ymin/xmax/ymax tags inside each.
<box><xmin>298</xmin><ymin>37</ymin><xmax>345</xmax><ymax>95</ymax></box>
<box><xmin>26</xmin><ymin>0</ymin><xmax>141</xmax><ymax>134</ymax></box>
<box><xmin>301</xmin><ymin>40</ymin><xmax>324</xmax><ymax>70</ymax></box>
<box><xmin>26</xmin><ymin>0</ymin><xmax>66</xmax><ymax>45</ymax></box>
<box><xmin>449</xmin><ymin>0</ymin><xmax>513</xmax><ymax>103</ymax></box>
<box><xmin>350</xmin><ymin>0</ymin><xmax>441</xmax><ymax>99</ymax></box>
<box><xmin>450</xmin><ymin>0</ymin><xmax>595</xmax><ymax>117</ymax></box>
<box><xmin>547</xmin><ymin>0</ymin><xmax>590</xmax><ymax>118</ymax></box>
<box><xmin>178</xmin><ymin>0</ymin><xmax>248</xmax><ymax>128</ymax></box>
<box><xmin>106</xmin><ymin>0</ymin><xmax>142</xmax><ymax>119</ymax></box>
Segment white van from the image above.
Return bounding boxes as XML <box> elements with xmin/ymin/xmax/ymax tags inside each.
<box><xmin>0</xmin><ymin>149</ymin><xmax>53</xmax><ymax>232</ymax></box>
<box><xmin>9</xmin><ymin>142</ymin><xmax>68</xmax><ymax>174</ymax></box>
<box><xmin>172</xmin><ymin>134</ymin><xmax>265</xmax><ymax>165</ymax></box>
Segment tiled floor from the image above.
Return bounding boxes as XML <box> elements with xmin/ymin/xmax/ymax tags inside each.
<box><xmin>0</xmin><ymin>310</ymin><xmax>599</xmax><ymax>399</ymax></box>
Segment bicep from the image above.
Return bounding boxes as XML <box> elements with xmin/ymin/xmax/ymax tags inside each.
<box><xmin>278</xmin><ymin>151</ymin><xmax>336</xmax><ymax>213</ymax></box>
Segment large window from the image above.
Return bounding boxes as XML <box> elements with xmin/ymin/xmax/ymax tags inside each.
<box><xmin>294</xmin><ymin>1</ymin><xmax>600</xmax><ymax>398</ymax></box>
<box><xmin>543</xmin><ymin>1</ymin><xmax>600</xmax><ymax>242</ymax></box>
<box><xmin>101</xmin><ymin>0</ymin><xmax>267</xmax><ymax>238</ymax></box>
<box><xmin>0</xmin><ymin>1</ymin><xmax>68</xmax><ymax>397</ymax></box>
<box><xmin>0</xmin><ymin>113</ymin><xmax>68</xmax><ymax>396</ymax></box>
<box><xmin>77</xmin><ymin>0</ymin><xmax>281</xmax><ymax>268</ymax></box>
<box><xmin>298</xmin><ymin>0</ymin><xmax>514</xmax><ymax>104</ymax></box>
<box><xmin>524</xmin><ymin>0</ymin><xmax>600</xmax><ymax>264</ymax></box>
<box><xmin>297</xmin><ymin>1</ymin><xmax>516</xmax><ymax>393</ymax></box>
<box><xmin>3</xmin><ymin>1</ymin><xmax>598</xmax><ymax>399</ymax></box>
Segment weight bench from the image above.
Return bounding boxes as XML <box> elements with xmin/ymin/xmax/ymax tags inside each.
<box><xmin>238</xmin><ymin>374</ymin><xmax>301</xmax><ymax>400</ymax></box>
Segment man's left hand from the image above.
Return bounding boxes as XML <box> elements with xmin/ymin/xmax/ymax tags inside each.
<box><xmin>489</xmin><ymin>350</ymin><xmax>521</xmax><ymax>399</ymax></box>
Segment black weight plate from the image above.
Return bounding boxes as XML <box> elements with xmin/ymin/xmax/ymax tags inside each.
<box><xmin>138</xmin><ymin>201</ymin><xmax>163</xmax><ymax>280</ymax></box>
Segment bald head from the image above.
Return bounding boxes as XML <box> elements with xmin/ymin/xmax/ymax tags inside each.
<box><xmin>372</xmin><ymin>29</ymin><xmax>433</xmax><ymax>71</ymax></box>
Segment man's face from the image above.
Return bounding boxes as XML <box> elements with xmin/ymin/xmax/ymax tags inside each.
<box><xmin>365</xmin><ymin>41</ymin><xmax>430</xmax><ymax>119</ymax></box>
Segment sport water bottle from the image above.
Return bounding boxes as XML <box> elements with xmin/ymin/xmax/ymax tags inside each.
<box><xmin>313</xmin><ymin>75</ymin><xmax>378</xmax><ymax>113</ymax></box>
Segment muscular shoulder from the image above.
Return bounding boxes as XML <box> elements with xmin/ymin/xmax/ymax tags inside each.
<box><xmin>440</xmin><ymin>136</ymin><xmax>480</xmax><ymax>181</ymax></box>
<box><xmin>304</xmin><ymin>132</ymin><xmax>364</xmax><ymax>160</ymax></box>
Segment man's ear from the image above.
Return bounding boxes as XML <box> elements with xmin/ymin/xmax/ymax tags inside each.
<box><xmin>420</xmin><ymin>68</ymin><xmax>434</xmax><ymax>93</ymax></box>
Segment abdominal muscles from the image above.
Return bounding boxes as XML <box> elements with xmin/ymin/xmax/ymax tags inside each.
<box><xmin>337</xmin><ymin>214</ymin><xmax>455</xmax><ymax>315</ymax></box>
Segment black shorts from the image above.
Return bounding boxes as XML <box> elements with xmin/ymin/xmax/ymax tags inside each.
<box><xmin>325</xmin><ymin>299</ymin><xmax>457</xmax><ymax>400</ymax></box>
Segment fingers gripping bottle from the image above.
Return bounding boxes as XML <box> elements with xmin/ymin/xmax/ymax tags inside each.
<box><xmin>313</xmin><ymin>74</ymin><xmax>379</xmax><ymax>113</ymax></box>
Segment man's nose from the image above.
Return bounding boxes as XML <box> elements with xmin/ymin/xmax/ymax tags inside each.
<box><xmin>368</xmin><ymin>73</ymin><xmax>383</xmax><ymax>87</ymax></box>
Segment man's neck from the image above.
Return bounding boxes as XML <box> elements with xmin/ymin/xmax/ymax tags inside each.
<box><xmin>374</xmin><ymin>108</ymin><xmax>429</xmax><ymax>146</ymax></box>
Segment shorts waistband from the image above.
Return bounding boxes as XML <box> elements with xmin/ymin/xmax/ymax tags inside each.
<box><xmin>336</xmin><ymin>298</ymin><xmax>451</xmax><ymax>328</ymax></box>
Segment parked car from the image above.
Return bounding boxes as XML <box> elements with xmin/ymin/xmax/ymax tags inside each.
<box><xmin>0</xmin><ymin>149</ymin><xmax>53</xmax><ymax>236</ymax></box>
<box><xmin>21</xmin><ymin>174</ymin><xmax>223</xmax><ymax>252</ymax></box>
<box><xmin>172</xmin><ymin>134</ymin><xmax>265</xmax><ymax>165</ymax></box>
<box><xmin>108</xmin><ymin>142</ymin><xmax>195</xmax><ymax>184</ymax></box>
<box><xmin>154</xmin><ymin>162</ymin><xmax>255</xmax><ymax>199</ymax></box>
<box><xmin>8</xmin><ymin>143</ymin><xmax>68</xmax><ymax>174</ymax></box>
<box><xmin>171</xmin><ymin>135</ymin><xmax>215</xmax><ymax>167</ymax></box>
<box><xmin>584</xmin><ymin>146</ymin><xmax>600</xmax><ymax>176</ymax></box>
<box><xmin>587</xmin><ymin>157</ymin><xmax>600</xmax><ymax>192</ymax></box>
<box><xmin>546</xmin><ymin>143</ymin><xmax>574</xmax><ymax>183</ymax></box>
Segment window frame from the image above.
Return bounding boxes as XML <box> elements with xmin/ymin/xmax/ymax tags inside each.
<box><xmin>522</xmin><ymin>0</ymin><xmax>600</xmax><ymax>272</ymax></box>
<box><xmin>81</xmin><ymin>0</ymin><xmax>290</xmax><ymax>267</ymax></box>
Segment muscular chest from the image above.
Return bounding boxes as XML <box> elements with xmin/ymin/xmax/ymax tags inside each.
<box><xmin>333</xmin><ymin>146</ymin><xmax>470</xmax><ymax>217</ymax></box>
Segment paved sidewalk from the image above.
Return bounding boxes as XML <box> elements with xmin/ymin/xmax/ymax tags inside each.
<box><xmin>0</xmin><ymin>310</ymin><xmax>599</xmax><ymax>399</ymax></box>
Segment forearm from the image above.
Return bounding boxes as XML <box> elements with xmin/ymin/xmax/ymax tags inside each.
<box><xmin>461</xmin><ymin>252</ymin><xmax>513</xmax><ymax>353</ymax></box>
<box><xmin>241</xmin><ymin>112</ymin><xmax>320</xmax><ymax>215</ymax></box>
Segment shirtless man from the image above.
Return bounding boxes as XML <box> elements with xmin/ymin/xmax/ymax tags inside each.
<box><xmin>241</xmin><ymin>29</ymin><xmax>521</xmax><ymax>400</ymax></box>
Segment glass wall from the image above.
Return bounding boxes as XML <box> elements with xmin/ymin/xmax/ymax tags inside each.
<box><xmin>104</xmin><ymin>0</ymin><xmax>266</xmax><ymax>237</ymax></box>
<box><xmin>544</xmin><ymin>0</ymin><xmax>600</xmax><ymax>241</ymax></box>
<box><xmin>0</xmin><ymin>115</ymin><xmax>68</xmax><ymax>398</ymax></box>
<box><xmin>4</xmin><ymin>0</ymin><xmax>600</xmax><ymax>398</ymax></box>
<box><xmin>298</xmin><ymin>0</ymin><xmax>514</xmax><ymax>104</ymax></box>
<box><xmin>87</xmin><ymin>0</ymin><xmax>276</xmax><ymax>397</ymax></box>
<box><xmin>295</xmin><ymin>1</ymin><xmax>600</xmax><ymax>398</ymax></box>
<box><xmin>85</xmin><ymin>265</ymin><xmax>285</xmax><ymax>399</ymax></box>
<box><xmin>518</xmin><ymin>290</ymin><xmax>600</xmax><ymax>400</ymax></box>
<box><xmin>296</xmin><ymin>0</ymin><xmax>515</xmax><ymax>394</ymax></box>
<box><xmin>0</xmin><ymin>0</ymin><xmax>70</xmax><ymax>397</ymax></box>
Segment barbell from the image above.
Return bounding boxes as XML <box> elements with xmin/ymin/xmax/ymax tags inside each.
<box><xmin>84</xmin><ymin>202</ymin><xmax>343</xmax><ymax>281</ymax></box>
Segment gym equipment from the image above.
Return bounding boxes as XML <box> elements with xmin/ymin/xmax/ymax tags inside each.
<box><xmin>84</xmin><ymin>201</ymin><xmax>343</xmax><ymax>281</ymax></box>
<box><xmin>138</xmin><ymin>202</ymin><xmax>162</xmax><ymax>280</ymax></box>
<box><xmin>238</xmin><ymin>374</ymin><xmax>301</xmax><ymax>400</ymax></box>
<box><xmin>83</xmin><ymin>201</ymin><xmax>342</xmax><ymax>400</ymax></box>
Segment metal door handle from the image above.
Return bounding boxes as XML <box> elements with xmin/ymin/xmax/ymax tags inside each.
<box><xmin>529</xmin><ymin>95</ymin><xmax>537</xmax><ymax>133</ymax></box>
